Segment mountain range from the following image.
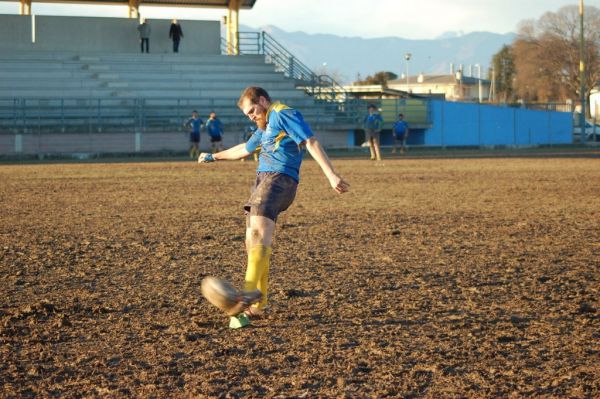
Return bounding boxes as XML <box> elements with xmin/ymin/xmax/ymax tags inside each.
<box><xmin>242</xmin><ymin>25</ymin><xmax>516</xmax><ymax>84</ymax></box>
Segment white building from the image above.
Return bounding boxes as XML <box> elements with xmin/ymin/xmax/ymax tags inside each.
<box><xmin>387</xmin><ymin>73</ymin><xmax>491</xmax><ymax>102</ymax></box>
<box><xmin>590</xmin><ymin>87</ymin><xmax>599</xmax><ymax>118</ymax></box>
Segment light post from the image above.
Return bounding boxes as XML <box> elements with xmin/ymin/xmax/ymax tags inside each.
<box><xmin>489</xmin><ymin>66</ymin><xmax>496</xmax><ymax>102</ymax></box>
<box><xmin>405</xmin><ymin>53</ymin><xmax>412</xmax><ymax>92</ymax></box>
<box><xmin>475</xmin><ymin>64</ymin><xmax>482</xmax><ymax>102</ymax></box>
<box><xmin>579</xmin><ymin>0</ymin><xmax>586</xmax><ymax>142</ymax></box>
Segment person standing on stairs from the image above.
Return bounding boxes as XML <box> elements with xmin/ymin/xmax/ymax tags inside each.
<box><xmin>169</xmin><ymin>20</ymin><xmax>184</xmax><ymax>53</ymax></box>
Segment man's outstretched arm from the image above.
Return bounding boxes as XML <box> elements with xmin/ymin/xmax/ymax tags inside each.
<box><xmin>304</xmin><ymin>136</ymin><xmax>349</xmax><ymax>194</ymax></box>
<box><xmin>198</xmin><ymin>143</ymin><xmax>251</xmax><ymax>163</ymax></box>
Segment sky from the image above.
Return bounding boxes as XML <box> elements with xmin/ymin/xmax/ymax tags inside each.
<box><xmin>0</xmin><ymin>0</ymin><xmax>599</xmax><ymax>39</ymax></box>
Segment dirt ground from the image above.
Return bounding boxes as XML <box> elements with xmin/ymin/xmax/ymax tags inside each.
<box><xmin>1</xmin><ymin>155</ymin><xmax>599</xmax><ymax>398</ymax></box>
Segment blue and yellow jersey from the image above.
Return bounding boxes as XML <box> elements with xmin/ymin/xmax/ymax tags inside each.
<box><xmin>245</xmin><ymin>102</ymin><xmax>314</xmax><ymax>182</ymax></box>
<box><xmin>206</xmin><ymin>118</ymin><xmax>224</xmax><ymax>138</ymax></box>
<box><xmin>185</xmin><ymin>117</ymin><xmax>203</xmax><ymax>134</ymax></box>
<box><xmin>363</xmin><ymin>113</ymin><xmax>384</xmax><ymax>131</ymax></box>
<box><xmin>393</xmin><ymin>120</ymin><xmax>408</xmax><ymax>135</ymax></box>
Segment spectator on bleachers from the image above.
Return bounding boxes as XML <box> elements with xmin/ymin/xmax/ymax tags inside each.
<box><xmin>184</xmin><ymin>110</ymin><xmax>203</xmax><ymax>158</ymax></box>
<box><xmin>206</xmin><ymin>111</ymin><xmax>224</xmax><ymax>153</ymax></box>
<box><xmin>137</xmin><ymin>19</ymin><xmax>151</xmax><ymax>53</ymax></box>
<box><xmin>169</xmin><ymin>20</ymin><xmax>184</xmax><ymax>53</ymax></box>
<box><xmin>363</xmin><ymin>104</ymin><xmax>383</xmax><ymax>161</ymax></box>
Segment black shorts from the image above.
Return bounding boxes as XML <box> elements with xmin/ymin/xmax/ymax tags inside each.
<box><xmin>244</xmin><ymin>172</ymin><xmax>298</xmax><ymax>222</ymax></box>
<box><xmin>210</xmin><ymin>136</ymin><xmax>222</xmax><ymax>143</ymax></box>
<box><xmin>190</xmin><ymin>132</ymin><xmax>200</xmax><ymax>143</ymax></box>
<box><xmin>366</xmin><ymin>129</ymin><xmax>380</xmax><ymax>140</ymax></box>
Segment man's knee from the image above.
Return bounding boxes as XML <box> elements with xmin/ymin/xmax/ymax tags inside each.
<box><xmin>248</xmin><ymin>227</ymin><xmax>262</xmax><ymax>240</ymax></box>
<box><xmin>246</xmin><ymin>216</ymin><xmax>275</xmax><ymax>247</ymax></box>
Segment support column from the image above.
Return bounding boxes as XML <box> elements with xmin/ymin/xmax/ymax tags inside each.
<box><xmin>226</xmin><ymin>9</ymin><xmax>232</xmax><ymax>54</ymax></box>
<box><xmin>20</xmin><ymin>0</ymin><xmax>31</xmax><ymax>15</ymax></box>
<box><xmin>226</xmin><ymin>0</ymin><xmax>240</xmax><ymax>55</ymax></box>
<box><xmin>128</xmin><ymin>0</ymin><xmax>139</xmax><ymax>19</ymax></box>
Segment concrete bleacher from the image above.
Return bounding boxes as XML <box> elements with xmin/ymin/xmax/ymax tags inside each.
<box><xmin>0</xmin><ymin>14</ymin><xmax>353</xmax><ymax>156</ymax></box>
<box><xmin>0</xmin><ymin>51</ymin><xmax>341</xmax><ymax>133</ymax></box>
<box><xmin>0</xmin><ymin>53</ymin><xmax>304</xmax><ymax>98</ymax></box>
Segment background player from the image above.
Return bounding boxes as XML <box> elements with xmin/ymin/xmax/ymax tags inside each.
<box><xmin>392</xmin><ymin>113</ymin><xmax>410</xmax><ymax>154</ymax></box>
<box><xmin>183</xmin><ymin>110</ymin><xmax>203</xmax><ymax>158</ymax></box>
<box><xmin>205</xmin><ymin>111</ymin><xmax>225</xmax><ymax>153</ymax></box>
<box><xmin>363</xmin><ymin>104</ymin><xmax>384</xmax><ymax>161</ymax></box>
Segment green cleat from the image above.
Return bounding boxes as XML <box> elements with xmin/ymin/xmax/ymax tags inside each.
<box><xmin>229</xmin><ymin>313</ymin><xmax>250</xmax><ymax>329</ymax></box>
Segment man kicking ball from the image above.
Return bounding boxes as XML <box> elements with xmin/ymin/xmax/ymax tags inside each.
<box><xmin>198</xmin><ymin>86</ymin><xmax>349</xmax><ymax>327</ymax></box>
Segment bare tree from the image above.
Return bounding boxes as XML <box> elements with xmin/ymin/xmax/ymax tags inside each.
<box><xmin>313</xmin><ymin>64</ymin><xmax>347</xmax><ymax>85</ymax></box>
<box><xmin>511</xmin><ymin>5</ymin><xmax>600</xmax><ymax>114</ymax></box>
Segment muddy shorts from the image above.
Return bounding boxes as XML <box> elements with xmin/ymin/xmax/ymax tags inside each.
<box><xmin>366</xmin><ymin>128</ymin><xmax>380</xmax><ymax>141</ymax></box>
<box><xmin>244</xmin><ymin>172</ymin><xmax>298</xmax><ymax>223</ymax></box>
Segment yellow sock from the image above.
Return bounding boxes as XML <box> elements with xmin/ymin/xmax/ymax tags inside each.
<box><xmin>244</xmin><ymin>244</ymin><xmax>271</xmax><ymax>310</ymax></box>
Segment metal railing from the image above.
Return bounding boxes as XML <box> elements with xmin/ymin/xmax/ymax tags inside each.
<box><xmin>222</xmin><ymin>31</ymin><xmax>350</xmax><ymax>103</ymax></box>
<box><xmin>0</xmin><ymin>96</ymin><xmax>362</xmax><ymax>134</ymax></box>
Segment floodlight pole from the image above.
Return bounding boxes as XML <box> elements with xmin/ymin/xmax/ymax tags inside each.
<box><xmin>475</xmin><ymin>64</ymin><xmax>482</xmax><ymax>103</ymax></box>
<box><xmin>579</xmin><ymin>0</ymin><xmax>586</xmax><ymax>142</ymax></box>
<box><xmin>405</xmin><ymin>53</ymin><xmax>411</xmax><ymax>93</ymax></box>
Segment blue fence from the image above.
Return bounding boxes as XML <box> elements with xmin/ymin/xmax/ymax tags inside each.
<box><xmin>422</xmin><ymin>100</ymin><xmax>573</xmax><ymax>146</ymax></box>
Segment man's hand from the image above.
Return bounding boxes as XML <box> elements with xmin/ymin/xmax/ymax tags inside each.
<box><xmin>327</xmin><ymin>172</ymin><xmax>350</xmax><ymax>194</ymax></box>
<box><xmin>198</xmin><ymin>153</ymin><xmax>216</xmax><ymax>163</ymax></box>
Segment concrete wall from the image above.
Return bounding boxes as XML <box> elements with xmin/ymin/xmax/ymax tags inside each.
<box><xmin>0</xmin><ymin>128</ymin><xmax>349</xmax><ymax>156</ymax></box>
<box><xmin>0</xmin><ymin>131</ymin><xmax>200</xmax><ymax>154</ymax></box>
<box><xmin>0</xmin><ymin>15</ymin><xmax>32</xmax><ymax>51</ymax></box>
<box><xmin>0</xmin><ymin>14</ymin><xmax>220</xmax><ymax>54</ymax></box>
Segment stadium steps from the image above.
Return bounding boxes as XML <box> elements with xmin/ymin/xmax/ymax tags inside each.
<box><xmin>0</xmin><ymin>51</ymin><xmax>345</xmax><ymax>132</ymax></box>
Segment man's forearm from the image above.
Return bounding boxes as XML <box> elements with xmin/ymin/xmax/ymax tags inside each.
<box><xmin>305</xmin><ymin>137</ymin><xmax>336</xmax><ymax>177</ymax></box>
<box><xmin>212</xmin><ymin>143</ymin><xmax>251</xmax><ymax>161</ymax></box>
<box><xmin>305</xmin><ymin>136</ymin><xmax>349</xmax><ymax>194</ymax></box>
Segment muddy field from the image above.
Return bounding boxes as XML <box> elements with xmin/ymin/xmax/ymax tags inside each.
<box><xmin>1</xmin><ymin>156</ymin><xmax>599</xmax><ymax>398</ymax></box>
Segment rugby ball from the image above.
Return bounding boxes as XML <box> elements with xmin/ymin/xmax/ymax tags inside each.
<box><xmin>201</xmin><ymin>276</ymin><xmax>240</xmax><ymax>314</ymax></box>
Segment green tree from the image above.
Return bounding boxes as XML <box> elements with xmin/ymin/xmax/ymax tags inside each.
<box><xmin>490</xmin><ymin>45</ymin><xmax>516</xmax><ymax>103</ymax></box>
<box><xmin>354</xmin><ymin>71</ymin><xmax>398</xmax><ymax>86</ymax></box>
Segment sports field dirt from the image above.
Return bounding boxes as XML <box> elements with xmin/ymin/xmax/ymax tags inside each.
<box><xmin>1</xmin><ymin>156</ymin><xmax>599</xmax><ymax>398</ymax></box>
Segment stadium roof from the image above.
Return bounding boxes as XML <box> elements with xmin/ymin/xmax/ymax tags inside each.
<box><xmin>388</xmin><ymin>75</ymin><xmax>490</xmax><ymax>85</ymax></box>
<box><xmin>2</xmin><ymin>0</ymin><xmax>257</xmax><ymax>9</ymax></box>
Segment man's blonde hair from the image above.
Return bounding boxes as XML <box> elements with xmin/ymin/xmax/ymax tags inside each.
<box><xmin>237</xmin><ymin>86</ymin><xmax>271</xmax><ymax>108</ymax></box>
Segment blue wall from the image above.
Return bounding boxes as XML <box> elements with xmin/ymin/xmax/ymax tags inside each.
<box><xmin>425</xmin><ymin>100</ymin><xmax>573</xmax><ymax>146</ymax></box>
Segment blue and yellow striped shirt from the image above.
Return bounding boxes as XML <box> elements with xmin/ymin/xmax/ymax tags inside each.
<box><xmin>245</xmin><ymin>102</ymin><xmax>314</xmax><ymax>182</ymax></box>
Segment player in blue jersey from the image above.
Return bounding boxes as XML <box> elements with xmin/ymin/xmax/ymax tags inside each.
<box><xmin>363</xmin><ymin>104</ymin><xmax>384</xmax><ymax>161</ymax></box>
<box><xmin>392</xmin><ymin>113</ymin><xmax>410</xmax><ymax>155</ymax></box>
<box><xmin>184</xmin><ymin>110</ymin><xmax>203</xmax><ymax>158</ymax></box>
<box><xmin>205</xmin><ymin>111</ymin><xmax>224</xmax><ymax>153</ymax></box>
<box><xmin>198</xmin><ymin>86</ymin><xmax>349</xmax><ymax>327</ymax></box>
